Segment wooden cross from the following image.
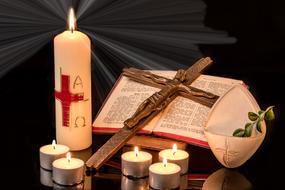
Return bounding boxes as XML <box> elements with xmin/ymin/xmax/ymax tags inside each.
<box><xmin>86</xmin><ymin>57</ymin><xmax>219</xmax><ymax>170</ymax></box>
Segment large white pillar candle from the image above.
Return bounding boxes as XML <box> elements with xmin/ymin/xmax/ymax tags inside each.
<box><xmin>39</xmin><ymin>140</ymin><xmax>69</xmax><ymax>170</ymax></box>
<box><xmin>149</xmin><ymin>158</ymin><xmax>181</xmax><ymax>189</ymax></box>
<box><xmin>52</xmin><ymin>152</ymin><xmax>85</xmax><ymax>186</ymax></box>
<box><xmin>121</xmin><ymin>146</ymin><xmax>152</xmax><ymax>178</ymax></box>
<box><xmin>159</xmin><ymin>144</ymin><xmax>189</xmax><ymax>174</ymax></box>
<box><xmin>54</xmin><ymin>8</ymin><xmax>92</xmax><ymax>151</ymax></box>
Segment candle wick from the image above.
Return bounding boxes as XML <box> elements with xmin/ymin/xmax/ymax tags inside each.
<box><xmin>135</xmin><ymin>153</ymin><xmax>138</xmax><ymax>157</ymax></box>
<box><xmin>173</xmin><ymin>151</ymin><xmax>176</xmax><ymax>156</ymax></box>
<box><xmin>164</xmin><ymin>163</ymin><xmax>166</xmax><ymax>167</ymax></box>
<box><xmin>71</xmin><ymin>28</ymin><xmax>74</xmax><ymax>33</ymax></box>
<box><xmin>53</xmin><ymin>146</ymin><xmax>56</xmax><ymax>150</ymax></box>
<box><xmin>68</xmin><ymin>159</ymin><xmax>70</xmax><ymax>163</ymax></box>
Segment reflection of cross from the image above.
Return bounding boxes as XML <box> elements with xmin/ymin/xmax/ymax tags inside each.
<box><xmin>87</xmin><ymin>57</ymin><xmax>219</xmax><ymax>170</ymax></box>
<box><xmin>55</xmin><ymin>74</ymin><xmax>84</xmax><ymax>127</ymax></box>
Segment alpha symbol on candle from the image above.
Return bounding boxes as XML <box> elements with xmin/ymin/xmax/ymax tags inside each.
<box><xmin>55</xmin><ymin>72</ymin><xmax>84</xmax><ymax>127</ymax></box>
<box><xmin>134</xmin><ymin>146</ymin><xmax>139</xmax><ymax>157</ymax></box>
<box><xmin>73</xmin><ymin>76</ymin><xmax>83</xmax><ymax>89</ymax></box>
<box><xmin>172</xmin><ymin>144</ymin><xmax>177</xmax><ymax>156</ymax></box>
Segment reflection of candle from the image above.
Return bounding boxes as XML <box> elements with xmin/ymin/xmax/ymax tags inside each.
<box><xmin>121</xmin><ymin>175</ymin><xmax>149</xmax><ymax>190</ymax></box>
<box><xmin>159</xmin><ymin>144</ymin><xmax>189</xmax><ymax>174</ymax></box>
<box><xmin>54</xmin><ymin>8</ymin><xmax>92</xmax><ymax>151</ymax></box>
<box><xmin>180</xmin><ymin>174</ymin><xmax>188</xmax><ymax>190</ymax></box>
<box><xmin>39</xmin><ymin>140</ymin><xmax>69</xmax><ymax>170</ymax></box>
<box><xmin>149</xmin><ymin>157</ymin><xmax>181</xmax><ymax>189</ymax></box>
<box><xmin>53</xmin><ymin>182</ymin><xmax>84</xmax><ymax>190</ymax></box>
<box><xmin>40</xmin><ymin>168</ymin><xmax>53</xmax><ymax>187</ymax></box>
<box><xmin>121</xmin><ymin>146</ymin><xmax>152</xmax><ymax>178</ymax></box>
<box><xmin>52</xmin><ymin>152</ymin><xmax>85</xmax><ymax>186</ymax></box>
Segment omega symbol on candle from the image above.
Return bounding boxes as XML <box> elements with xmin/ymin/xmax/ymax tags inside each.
<box><xmin>75</xmin><ymin>116</ymin><xmax>86</xmax><ymax>128</ymax></box>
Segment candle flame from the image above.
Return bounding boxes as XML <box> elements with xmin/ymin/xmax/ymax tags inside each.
<box><xmin>68</xmin><ymin>8</ymin><xmax>76</xmax><ymax>33</ymax></box>
<box><xmin>52</xmin><ymin>139</ymin><xmax>56</xmax><ymax>150</ymax></box>
<box><xmin>163</xmin><ymin>157</ymin><xmax>167</xmax><ymax>167</ymax></box>
<box><xmin>134</xmin><ymin>146</ymin><xmax>139</xmax><ymax>157</ymax></box>
<box><xmin>67</xmin><ymin>152</ymin><xmax>71</xmax><ymax>163</ymax></box>
<box><xmin>172</xmin><ymin>144</ymin><xmax>177</xmax><ymax>155</ymax></box>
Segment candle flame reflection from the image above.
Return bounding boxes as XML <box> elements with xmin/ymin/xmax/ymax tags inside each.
<box><xmin>172</xmin><ymin>144</ymin><xmax>177</xmax><ymax>156</ymax></box>
<box><xmin>52</xmin><ymin>139</ymin><xmax>56</xmax><ymax>150</ymax></box>
<box><xmin>163</xmin><ymin>157</ymin><xmax>167</xmax><ymax>167</ymax></box>
<box><xmin>67</xmin><ymin>152</ymin><xmax>71</xmax><ymax>163</ymax></box>
<box><xmin>68</xmin><ymin>8</ymin><xmax>76</xmax><ymax>33</ymax></box>
<box><xmin>134</xmin><ymin>146</ymin><xmax>139</xmax><ymax>157</ymax></box>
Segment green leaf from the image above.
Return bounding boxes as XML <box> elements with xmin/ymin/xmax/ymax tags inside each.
<box><xmin>248</xmin><ymin>112</ymin><xmax>259</xmax><ymax>121</ymax></box>
<box><xmin>258</xmin><ymin>110</ymin><xmax>265</xmax><ymax>115</ymax></box>
<box><xmin>233</xmin><ymin>128</ymin><xmax>245</xmax><ymax>137</ymax></box>
<box><xmin>265</xmin><ymin>106</ymin><xmax>275</xmax><ymax>121</ymax></box>
<box><xmin>244</xmin><ymin>123</ymin><xmax>253</xmax><ymax>137</ymax></box>
<box><xmin>256</xmin><ymin>120</ymin><xmax>262</xmax><ymax>133</ymax></box>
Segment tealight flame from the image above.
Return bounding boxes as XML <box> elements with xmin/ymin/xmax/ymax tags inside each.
<box><xmin>68</xmin><ymin>8</ymin><xmax>76</xmax><ymax>33</ymax></box>
<box><xmin>134</xmin><ymin>146</ymin><xmax>139</xmax><ymax>157</ymax></box>
<box><xmin>172</xmin><ymin>144</ymin><xmax>177</xmax><ymax>156</ymax></box>
<box><xmin>52</xmin><ymin>139</ymin><xmax>56</xmax><ymax>150</ymax></box>
<box><xmin>67</xmin><ymin>152</ymin><xmax>71</xmax><ymax>163</ymax></box>
<box><xmin>163</xmin><ymin>157</ymin><xmax>167</xmax><ymax>167</ymax></box>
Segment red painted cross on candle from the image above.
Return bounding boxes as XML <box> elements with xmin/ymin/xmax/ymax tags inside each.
<box><xmin>55</xmin><ymin>74</ymin><xmax>84</xmax><ymax>127</ymax></box>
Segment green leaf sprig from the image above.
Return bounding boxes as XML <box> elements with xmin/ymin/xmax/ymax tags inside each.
<box><xmin>233</xmin><ymin>106</ymin><xmax>275</xmax><ymax>137</ymax></box>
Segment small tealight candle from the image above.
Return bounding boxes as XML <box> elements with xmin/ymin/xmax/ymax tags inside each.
<box><xmin>121</xmin><ymin>146</ymin><xmax>152</xmax><ymax>178</ymax></box>
<box><xmin>52</xmin><ymin>152</ymin><xmax>85</xmax><ymax>186</ymax></box>
<box><xmin>159</xmin><ymin>144</ymin><xmax>189</xmax><ymax>174</ymax></box>
<box><xmin>149</xmin><ymin>157</ymin><xmax>181</xmax><ymax>189</ymax></box>
<box><xmin>39</xmin><ymin>140</ymin><xmax>69</xmax><ymax>170</ymax></box>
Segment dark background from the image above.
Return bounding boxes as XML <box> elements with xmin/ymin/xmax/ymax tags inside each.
<box><xmin>1</xmin><ymin>0</ymin><xmax>284</xmax><ymax>189</ymax></box>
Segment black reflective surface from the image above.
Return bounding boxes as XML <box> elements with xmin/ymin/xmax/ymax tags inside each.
<box><xmin>1</xmin><ymin>0</ymin><xmax>285</xmax><ymax>189</ymax></box>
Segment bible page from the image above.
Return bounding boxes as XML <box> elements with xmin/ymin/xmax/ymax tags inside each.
<box><xmin>153</xmin><ymin>75</ymin><xmax>243</xmax><ymax>147</ymax></box>
<box><xmin>93</xmin><ymin>70</ymin><xmax>177</xmax><ymax>133</ymax></box>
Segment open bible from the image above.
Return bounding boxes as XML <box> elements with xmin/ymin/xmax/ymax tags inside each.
<box><xmin>93</xmin><ymin>71</ymin><xmax>243</xmax><ymax>148</ymax></box>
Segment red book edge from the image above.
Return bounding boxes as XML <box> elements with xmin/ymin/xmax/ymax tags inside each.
<box><xmin>92</xmin><ymin>126</ymin><xmax>209</xmax><ymax>148</ymax></box>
